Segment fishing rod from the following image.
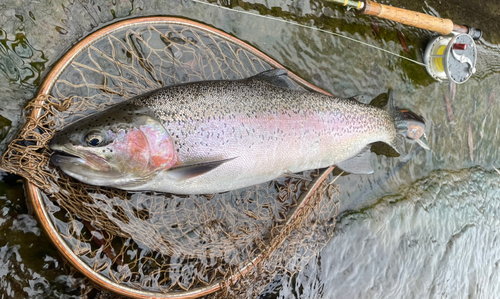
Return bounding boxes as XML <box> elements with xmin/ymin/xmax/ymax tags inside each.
<box><xmin>327</xmin><ymin>0</ymin><xmax>481</xmax><ymax>38</ymax></box>
<box><xmin>327</xmin><ymin>0</ymin><xmax>481</xmax><ymax>84</ymax></box>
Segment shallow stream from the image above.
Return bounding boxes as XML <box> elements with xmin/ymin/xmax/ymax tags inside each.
<box><xmin>0</xmin><ymin>0</ymin><xmax>499</xmax><ymax>297</ymax></box>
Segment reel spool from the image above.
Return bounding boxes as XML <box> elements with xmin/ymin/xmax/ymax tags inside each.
<box><xmin>423</xmin><ymin>33</ymin><xmax>478</xmax><ymax>83</ymax></box>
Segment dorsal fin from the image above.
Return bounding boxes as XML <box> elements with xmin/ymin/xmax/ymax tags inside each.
<box><xmin>248</xmin><ymin>69</ymin><xmax>290</xmax><ymax>88</ymax></box>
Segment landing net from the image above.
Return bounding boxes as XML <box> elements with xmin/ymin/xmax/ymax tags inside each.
<box><xmin>0</xmin><ymin>18</ymin><xmax>339</xmax><ymax>298</ymax></box>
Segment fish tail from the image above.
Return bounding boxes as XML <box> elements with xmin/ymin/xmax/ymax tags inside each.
<box><xmin>383</xmin><ymin>91</ymin><xmax>427</xmax><ymax>155</ymax></box>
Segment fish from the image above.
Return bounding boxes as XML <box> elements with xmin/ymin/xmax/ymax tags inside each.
<box><xmin>488</xmin><ymin>89</ymin><xmax>494</xmax><ymax>108</ymax></box>
<box><xmin>480</xmin><ymin>114</ymin><xmax>488</xmax><ymax>140</ymax></box>
<box><xmin>468</xmin><ymin>123</ymin><xmax>474</xmax><ymax>162</ymax></box>
<box><xmin>449</xmin><ymin>81</ymin><xmax>456</xmax><ymax>102</ymax></box>
<box><xmin>443</xmin><ymin>92</ymin><xmax>456</xmax><ymax>125</ymax></box>
<box><xmin>397</xmin><ymin>30</ymin><xmax>410</xmax><ymax>54</ymax></box>
<box><xmin>370</xmin><ymin>18</ymin><xmax>380</xmax><ymax>37</ymax></box>
<box><xmin>49</xmin><ymin>69</ymin><xmax>427</xmax><ymax>195</ymax></box>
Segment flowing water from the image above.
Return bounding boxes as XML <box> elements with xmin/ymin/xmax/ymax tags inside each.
<box><xmin>0</xmin><ymin>0</ymin><xmax>499</xmax><ymax>297</ymax></box>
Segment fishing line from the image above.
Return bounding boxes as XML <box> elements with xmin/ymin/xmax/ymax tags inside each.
<box><xmin>190</xmin><ymin>0</ymin><xmax>428</xmax><ymax>67</ymax></box>
<box><xmin>328</xmin><ymin>171</ymin><xmax>344</xmax><ymax>186</ymax></box>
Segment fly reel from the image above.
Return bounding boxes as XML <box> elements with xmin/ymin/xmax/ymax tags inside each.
<box><xmin>326</xmin><ymin>0</ymin><xmax>482</xmax><ymax>84</ymax></box>
<box><xmin>423</xmin><ymin>32</ymin><xmax>479</xmax><ymax>84</ymax></box>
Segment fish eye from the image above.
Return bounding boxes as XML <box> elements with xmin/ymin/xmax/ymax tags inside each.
<box><xmin>84</xmin><ymin>131</ymin><xmax>105</xmax><ymax>147</ymax></box>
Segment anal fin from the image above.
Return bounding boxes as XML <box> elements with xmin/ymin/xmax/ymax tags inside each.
<box><xmin>336</xmin><ymin>146</ymin><xmax>374</xmax><ymax>174</ymax></box>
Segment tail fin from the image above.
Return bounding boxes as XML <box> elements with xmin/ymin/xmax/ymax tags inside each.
<box><xmin>383</xmin><ymin>91</ymin><xmax>428</xmax><ymax>156</ymax></box>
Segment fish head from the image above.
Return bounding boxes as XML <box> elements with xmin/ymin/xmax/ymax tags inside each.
<box><xmin>49</xmin><ymin>103</ymin><xmax>176</xmax><ymax>189</ymax></box>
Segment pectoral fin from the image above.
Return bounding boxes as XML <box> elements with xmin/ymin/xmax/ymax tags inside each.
<box><xmin>166</xmin><ymin>157</ymin><xmax>237</xmax><ymax>181</ymax></box>
<box><xmin>336</xmin><ymin>147</ymin><xmax>374</xmax><ymax>174</ymax></box>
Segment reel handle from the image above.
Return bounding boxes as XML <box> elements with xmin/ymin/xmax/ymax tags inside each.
<box><xmin>359</xmin><ymin>0</ymin><xmax>454</xmax><ymax>35</ymax></box>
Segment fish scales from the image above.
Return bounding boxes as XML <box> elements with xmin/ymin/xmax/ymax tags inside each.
<box><xmin>127</xmin><ymin>79</ymin><xmax>395</xmax><ymax>193</ymax></box>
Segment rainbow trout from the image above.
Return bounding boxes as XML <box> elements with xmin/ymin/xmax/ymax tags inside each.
<box><xmin>49</xmin><ymin>70</ymin><xmax>427</xmax><ymax>194</ymax></box>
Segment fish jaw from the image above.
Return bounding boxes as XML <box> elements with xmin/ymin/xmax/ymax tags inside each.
<box><xmin>50</xmin><ymin>152</ymin><xmax>86</xmax><ymax>168</ymax></box>
<box><xmin>50</xmin><ymin>146</ymin><xmax>154</xmax><ymax>188</ymax></box>
<box><xmin>49</xmin><ymin>143</ymin><xmax>127</xmax><ymax>187</ymax></box>
<box><xmin>50</xmin><ymin>143</ymin><xmax>111</xmax><ymax>171</ymax></box>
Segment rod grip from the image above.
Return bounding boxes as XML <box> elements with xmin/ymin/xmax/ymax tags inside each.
<box><xmin>359</xmin><ymin>0</ymin><xmax>454</xmax><ymax>35</ymax></box>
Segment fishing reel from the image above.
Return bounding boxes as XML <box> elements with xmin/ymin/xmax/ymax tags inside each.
<box><xmin>423</xmin><ymin>30</ymin><xmax>480</xmax><ymax>84</ymax></box>
<box><xmin>326</xmin><ymin>0</ymin><xmax>482</xmax><ymax>84</ymax></box>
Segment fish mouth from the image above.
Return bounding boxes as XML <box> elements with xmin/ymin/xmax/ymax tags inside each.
<box><xmin>52</xmin><ymin>150</ymin><xmax>79</xmax><ymax>159</ymax></box>
<box><xmin>50</xmin><ymin>148</ymin><xmax>110</xmax><ymax>171</ymax></box>
<box><xmin>50</xmin><ymin>148</ymin><xmax>141</xmax><ymax>188</ymax></box>
<box><xmin>50</xmin><ymin>150</ymin><xmax>86</xmax><ymax>167</ymax></box>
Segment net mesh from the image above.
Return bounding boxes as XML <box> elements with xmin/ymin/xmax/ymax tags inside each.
<box><xmin>0</xmin><ymin>20</ymin><xmax>339</xmax><ymax>297</ymax></box>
